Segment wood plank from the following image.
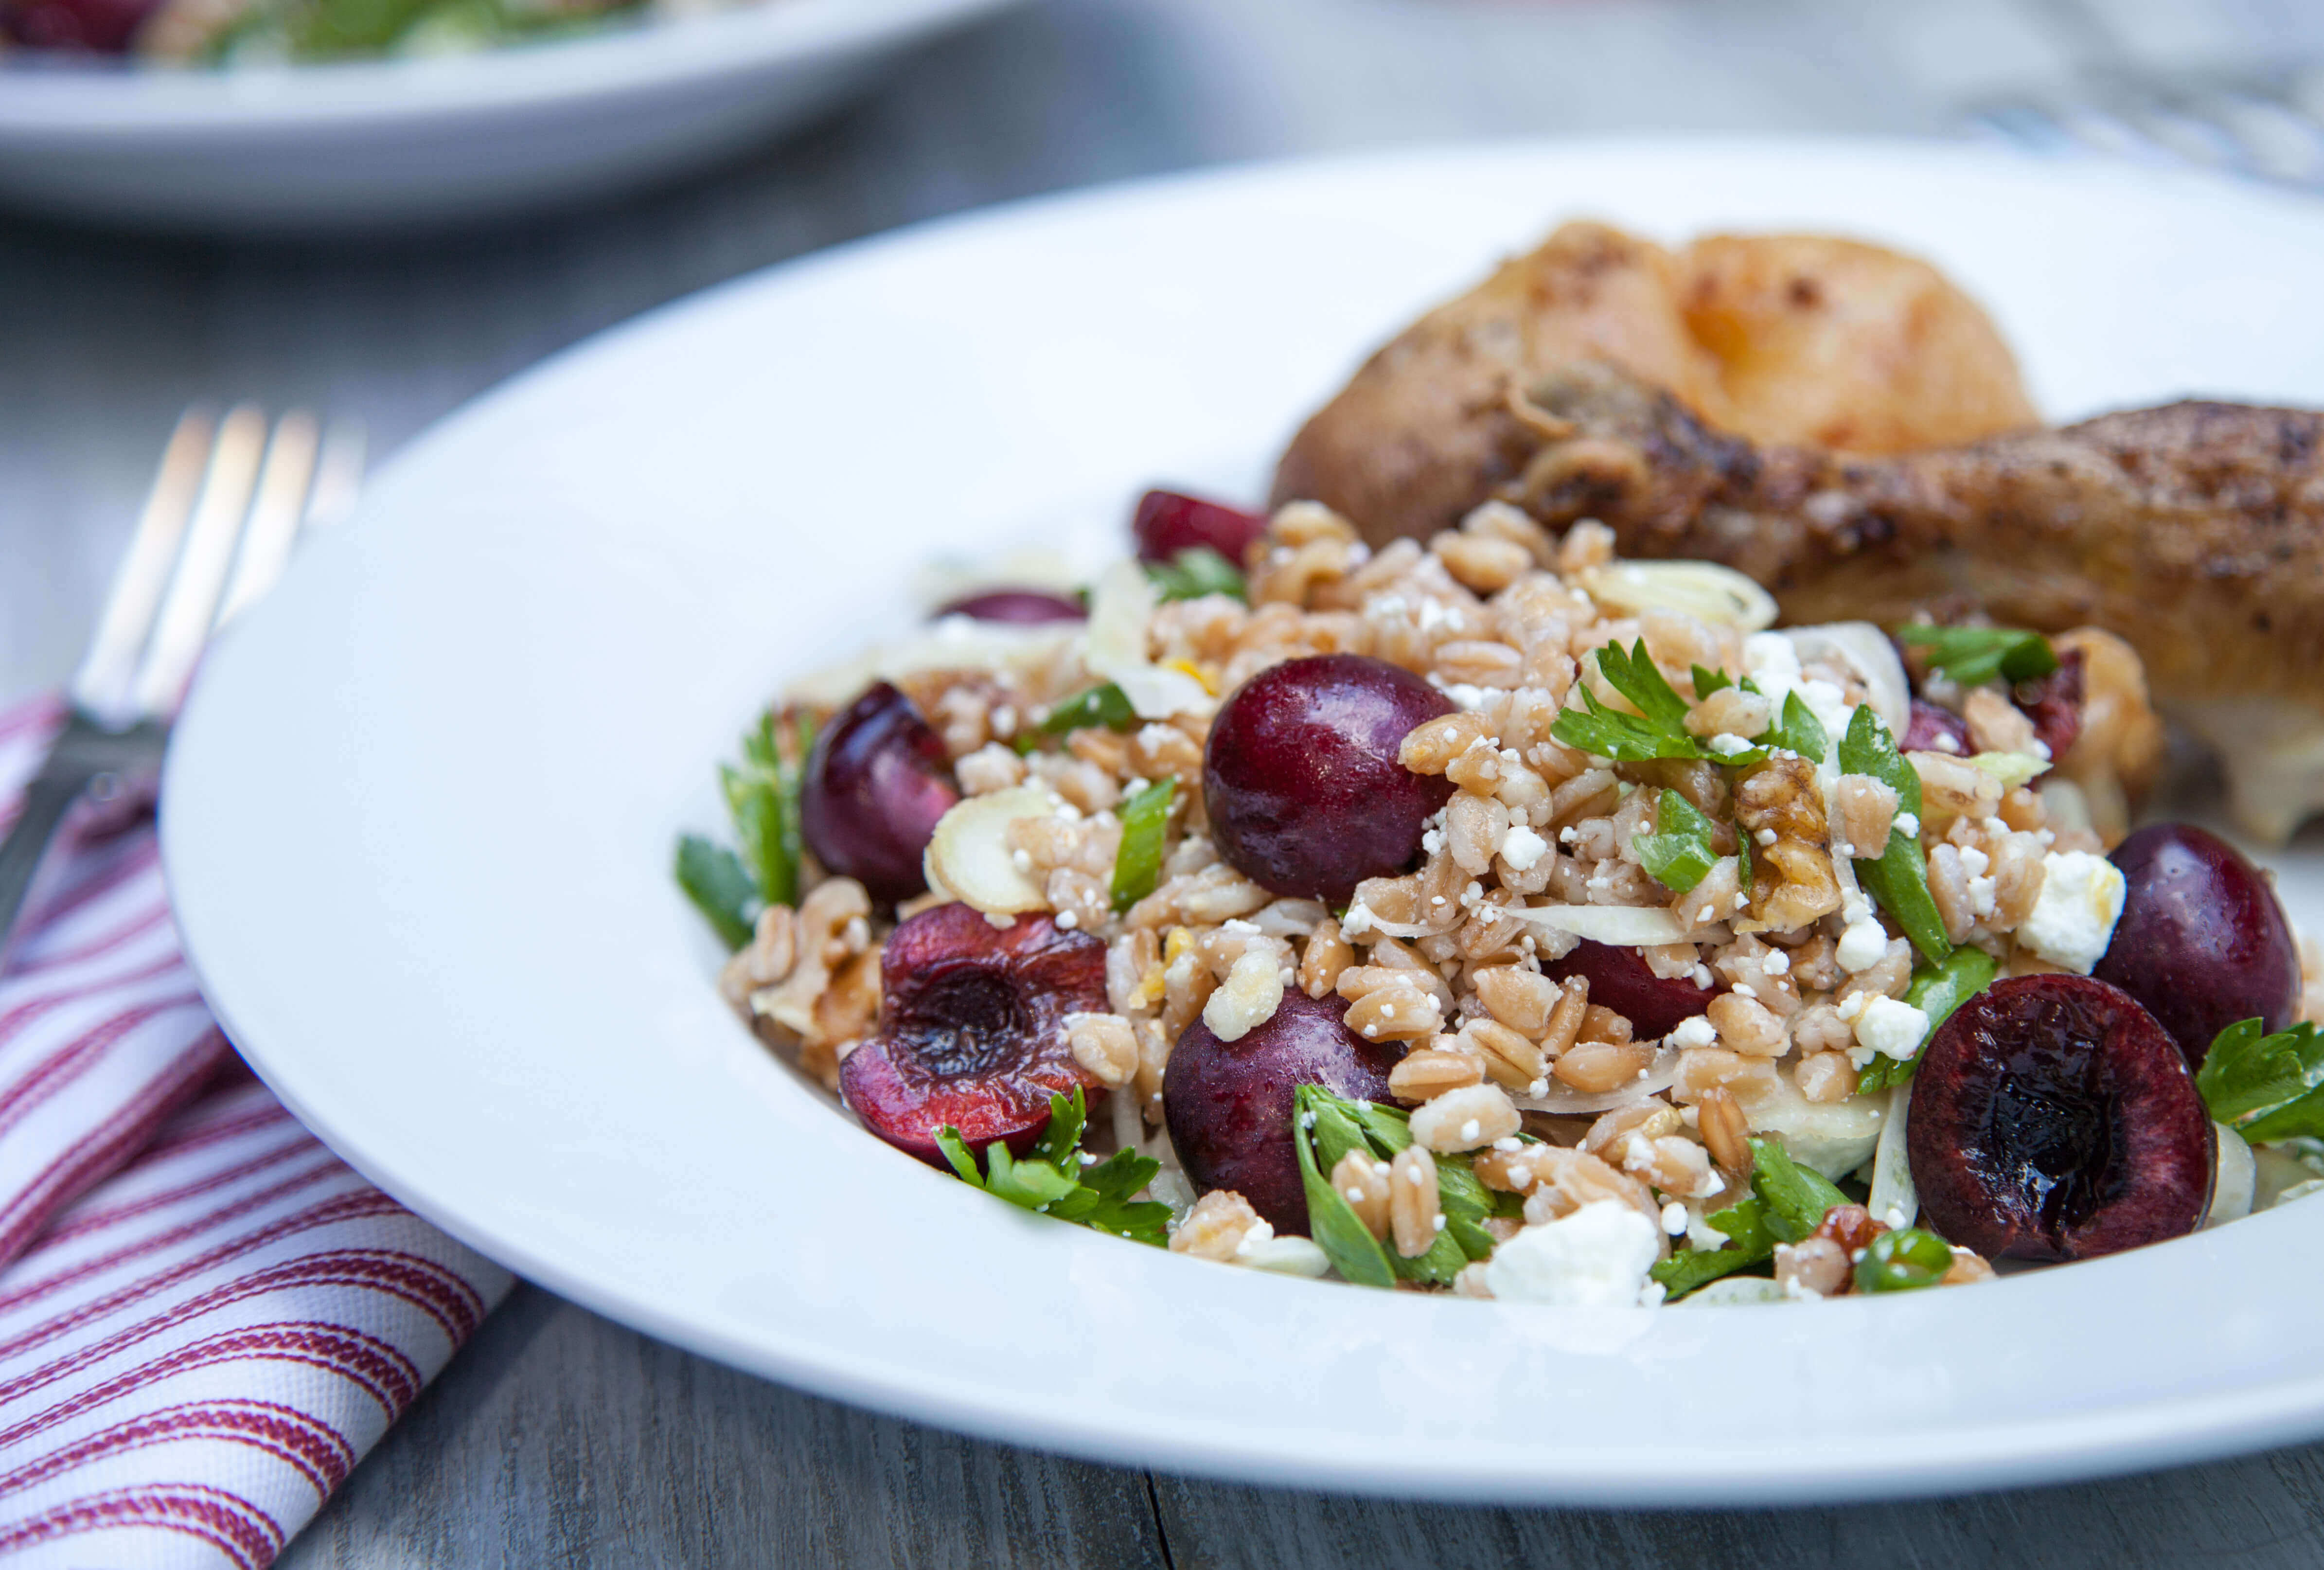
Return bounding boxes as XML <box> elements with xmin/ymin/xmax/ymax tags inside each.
<box><xmin>278</xmin><ymin>1284</ymin><xmax>1171</xmax><ymax>1570</ymax></box>
<box><xmin>1153</xmin><ymin>1444</ymin><xmax>2324</xmax><ymax>1570</ymax></box>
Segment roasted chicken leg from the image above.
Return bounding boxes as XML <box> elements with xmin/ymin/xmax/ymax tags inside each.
<box><xmin>1289</xmin><ymin>358</ymin><xmax>2324</xmax><ymax>840</ymax></box>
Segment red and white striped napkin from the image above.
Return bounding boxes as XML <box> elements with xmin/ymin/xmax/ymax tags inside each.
<box><xmin>0</xmin><ymin>696</ymin><xmax>513</xmax><ymax>1568</ymax></box>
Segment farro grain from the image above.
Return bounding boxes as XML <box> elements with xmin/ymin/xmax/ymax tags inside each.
<box><xmin>1389</xmin><ymin>1048</ymin><xmax>1485</xmax><ymax>1102</ymax></box>
<box><xmin>1459</xmin><ymin>1017</ymin><xmax>1548</xmax><ymax>1093</ymax></box>
<box><xmin>1331</xmin><ymin>1149</ymin><xmax>1393</xmax><ymax>1240</ymax></box>
<box><xmin>1706</xmin><ymin>992</ymin><xmax>1787</xmax><ymax>1056</ymax></box>
<box><xmin>1552</xmin><ymin>1039</ymin><xmax>1652</xmax><ymax>1092</ymax></box>
<box><xmin>1695</xmin><ymin>1086</ymin><xmax>1751</xmax><ymax>1175</ymax></box>
<box><xmin>1297</xmin><ymin>918</ymin><xmax>1354</xmax><ymax>999</ymax></box>
<box><xmin>1409</xmin><ymin>1082</ymin><xmax>1521</xmax><ymax>1152</ymax></box>
<box><xmin>1831</xmin><ymin>773</ymin><xmax>1898</xmax><ymax>856</ymax></box>
<box><xmin>1346</xmin><ymin>985</ymin><xmax>1445</xmax><ymax>1042</ymax></box>
<box><xmin>1399</xmin><ymin>712</ymin><xmax>1491</xmax><ymax>774</ymax></box>
<box><xmin>1795</xmin><ymin>1050</ymin><xmax>1858</xmax><ymax>1103</ymax></box>
<box><xmin>1473</xmin><ymin>966</ymin><xmax>1559</xmax><ymax>1036</ymax></box>
<box><xmin>1388</xmin><ymin>1146</ymin><xmax>1442</xmax><ymax>1258</ymax></box>
<box><xmin>1065</xmin><ymin>1012</ymin><xmax>1140</xmax><ymax>1087</ymax></box>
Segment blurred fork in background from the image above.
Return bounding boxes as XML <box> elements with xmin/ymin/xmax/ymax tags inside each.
<box><xmin>1971</xmin><ymin>65</ymin><xmax>2324</xmax><ymax>190</ymax></box>
<box><xmin>0</xmin><ymin>405</ymin><xmax>363</xmax><ymax>971</ymax></box>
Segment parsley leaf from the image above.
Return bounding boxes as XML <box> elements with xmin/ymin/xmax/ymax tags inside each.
<box><xmin>1553</xmin><ymin>641</ymin><xmax>1764</xmax><ymax>765</ymax></box>
<box><xmin>936</xmin><ymin>1088</ymin><xmax>1170</xmax><ymax>1247</ymax></box>
<box><xmin>1015</xmin><ymin>682</ymin><xmax>1138</xmax><ymax>754</ymax></box>
<box><xmin>1111</xmin><ymin>778</ymin><xmax>1176</xmax><ymax>912</ymax></box>
<box><xmin>1857</xmin><ymin>946</ymin><xmax>1998</xmax><ymax>1094</ymax></box>
<box><xmin>1837</xmin><ymin>706</ymin><xmax>1951</xmax><ymax>965</ymax></box>
<box><xmin>674</xmin><ymin>835</ymin><xmax>758</xmax><ymax>950</ymax></box>
<box><xmin>1635</xmin><ymin>788</ymin><xmax>1719</xmax><ymax>893</ymax></box>
<box><xmin>1144</xmin><ymin>547</ymin><xmax>1248</xmax><ymax>604</ymax></box>
<box><xmin>1756</xmin><ymin>690</ymin><xmax>1829</xmax><ymax>765</ymax></box>
<box><xmin>1649</xmin><ymin>1194</ymin><xmax>1775</xmax><ymax>1298</ymax></box>
<box><xmin>1750</xmin><ymin>1136</ymin><xmax>1848</xmax><ymax>1242</ymax></box>
<box><xmin>1897</xmin><ymin>624</ymin><xmax>2059</xmax><ymax>687</ymax></box>
<box><xmin>2198</xmin><ymin>1018</ymin><xmax>2324</xmax><ymax>1139</ymax></box>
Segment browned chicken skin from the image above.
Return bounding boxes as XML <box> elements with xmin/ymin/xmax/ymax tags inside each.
<box><xmin>1270</xmin><ymin>221</ymin><xmax>2039</xmax><ymax>541</ymax></box>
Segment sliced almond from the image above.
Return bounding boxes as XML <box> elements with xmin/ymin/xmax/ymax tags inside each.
<box><xmin>922</xmin><ymin>785</ymin><xmax>1058</xmax><ymax>915</ymax></box>
<box><xmin>1576</xmin><ymin>560</ymin><xmax>1777</xmax><ymax>632</ymax></box>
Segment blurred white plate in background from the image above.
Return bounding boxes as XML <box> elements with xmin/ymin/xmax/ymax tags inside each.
<box><xmin>0</xmin><ymin>0</ymin><xmax>1019</xmax><ymax>233</ymax></box>
<box><xmin>162</xmin><ymin>140</ymin><xmax>2324</xmax><ymax>1502</ymax></box>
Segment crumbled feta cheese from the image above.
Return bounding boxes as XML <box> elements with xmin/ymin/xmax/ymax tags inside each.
<box><xmin>1709</xmin><ymin>732</ymin><xmax>1756</xmax><ymax>756</ymax></box>
<box><xmin>1761</xmin><ymin>949</ymin><xmax>1790</xmax><ymax>975</ymax></box>
<box><xmin>1500</xmin><ymin>825</ymin><xmax>1549</xmax><ymax>871</ymax></box>
<box><xmin>1836</xmin><ymin>917</ymin><xmax>1890</xmax><ymax>973</ymax></box>
<box><xmin>1661</xmin><ymin>1201</ymin><xmax>1688</xmax><ymax>1235</ymax></box>
<box><xmin>1441</xmin><ymin>683</ymin><xmax>1493</xmax><ymax>712</ymax></box>
<box><xmin>1669</xmin><ymin>1014</ymin><xmax>1717</xmax><ymax>1049</ymax></box>
<box><xmin>2019</xmin><ymin>850</ymin><xmax>2128</xmax><ymax>973</ymax></box>
<box><xmin>1854</xmin><ymin>996</ymin><xmax>1930</xmax><ymax>1064</ymax></box>
<box><xmin>1482</xmin><ymin>1201</ymin><xmax>1661</xmax><ymax>1308</ymax></box>
<box><xmin>1894</xmin><ymin>812</ymin><xmax>1920</xmax><ymax>839</ymax></box>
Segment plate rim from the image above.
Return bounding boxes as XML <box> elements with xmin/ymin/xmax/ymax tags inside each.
<box><xmin>160</xmin><ymin>133</ymin><xmax>2324</xmax><ymax>1504</ymax></box>
<box><xmin>0</xmin><ymin>0</ymin><xmax>1017</xmax><ymax>136</ymax></box>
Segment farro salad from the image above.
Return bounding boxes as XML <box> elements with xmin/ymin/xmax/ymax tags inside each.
<box><xmin>679</xmin><ymin>489</ymin><xmax>2324</xmax><ymax>1307</ymax></box>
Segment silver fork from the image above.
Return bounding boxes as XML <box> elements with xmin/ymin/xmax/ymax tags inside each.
<box><xmin>1969</xmin><ymin>65</ymin><xmax>2324</xmax><ymax>190</ymax></box>
<box><xmin>0</xmin><ymin>406</ymin><xmax>365</xmax><ymax>971</ymax></box>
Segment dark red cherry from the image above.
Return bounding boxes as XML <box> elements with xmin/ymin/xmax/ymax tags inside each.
<box><xmin>1204</xmin><ymin>654</ymin><xmax>1455</xmax><ymax>903</ymax></box>
<box><xmin>1542</xmin><ymin>940</ymin><xmax>1721</xmax><ymax>1039</ymax></box>
<box><xmin>799</xmin><ymin>682</ymin><xmax>959</xmax><ymax>904</ymax></box>
<box><xmin>2093</xmin><ymin>823</ymin><xmax>2298</xmax><ymax>1069</ymax></box>
<box><xmin>1909</xmin><ymin>974</ymin><xmax>2213</xmax><ymax>1262</ymax></box>
<box><xmin>840</xmin><ymin>906</ymin><xmax>1105</xmax><ymax>1169</ymax></box>
<box><xmin>933</xmin><ymin>589</ymin><xmax>1085</xmax><ymax>624</ymax></box>
<box><xmin>1162</xmin><ymin>990</ymin><xmax>1403</xmax><ymax>1232</ymax></box>
<box><xmin>1901</xmin><ymin>698</ymin><xmax>1970</xmax><ymax>755</ymax></box>
<box><xmin>2</xmin><ymin>0</ymin><xmax>158</xmax><ymax>50</ymax></box>
<box><xmin>2015</xmin><ymin>646</ymin><xmax>2084</xmax><ymax>761</ymax></box>
<box><xmin>1133</xmin><ymin>489</ymin><xmax>1268</xmax><ymax>567</ymax></box>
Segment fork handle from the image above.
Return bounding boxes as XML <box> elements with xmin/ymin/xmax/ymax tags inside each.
<box><xmin>0</xmin><ymin>760</ymin><xmax>96</xmax><ymax>976</ymax></box>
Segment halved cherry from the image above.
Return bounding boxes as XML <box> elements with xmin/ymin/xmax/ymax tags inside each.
<box><xmin>1908</xmin><ymin>974</ymin><xmax>2213</xmax><ymax>1262</ymax></box>
<box><xmin>840</xmin><ymin>904</ymin><xmax>1107</xmax><ymax>1169</ymax></box>
<box><xmin>1543</xmin><ymin>940</ymin><xmax>1721</xmax><ymax>1039</ymax></box>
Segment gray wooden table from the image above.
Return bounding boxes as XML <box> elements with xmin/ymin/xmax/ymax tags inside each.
<box><xmin>9</xmin><ymin>0</ymin><xmax>2324</xmax><ymax>1561</ymax></box>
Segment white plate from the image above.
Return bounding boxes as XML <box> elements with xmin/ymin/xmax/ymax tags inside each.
<box><xmin>0</xmin><ymin>0</ymin><xmax>1017</xmax><ymax>232</ymax></box>
<box><xmin>162</xmin><ymin>139</ymin><xmax>2324</xmax><ymax>1503</ymax></box>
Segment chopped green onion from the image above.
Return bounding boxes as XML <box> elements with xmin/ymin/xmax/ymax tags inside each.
<box><xmin>1896</xmin><ymin>624</ymin><xmax>2059</xmax><ymax>687</ymax></box>
<box><xmin>1110</xmin><ymin>778</ymin><xmax>1177</xmax><ymax>912</ymax></box>
<box><xmin>1016</xmin><ymin>682</ymin><xmax>1138</xmax><ymax>754</ymax></box>
<box><xmin>1854</xmin><ymin>1227</ymin><xmax>1955</xmax><ymax>1293</ymax></box>
<box><xmin>1144</xmin><ymin>547</ymin><xmax>1248</xmax><ymax>604</ymax></box>
<box><xmin>1635</xmin><ymin>788</ymin><xmax>1719</xmax><ymax>893</ymax></box>
<box><xmin>1837</xmin><ymin>706</ymin><xmax>1951</xmax><ymax>965</ymax></box>
<box><xmin>674</xmin><ymin>835</ymin><xmax>759</xmax><ymax>951</ymax></box>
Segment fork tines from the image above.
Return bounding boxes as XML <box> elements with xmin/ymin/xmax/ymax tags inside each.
<box><xmin>70</xmin><ymin>406</ymin><xmax>364</xmax><ymax>730</ymax></box>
